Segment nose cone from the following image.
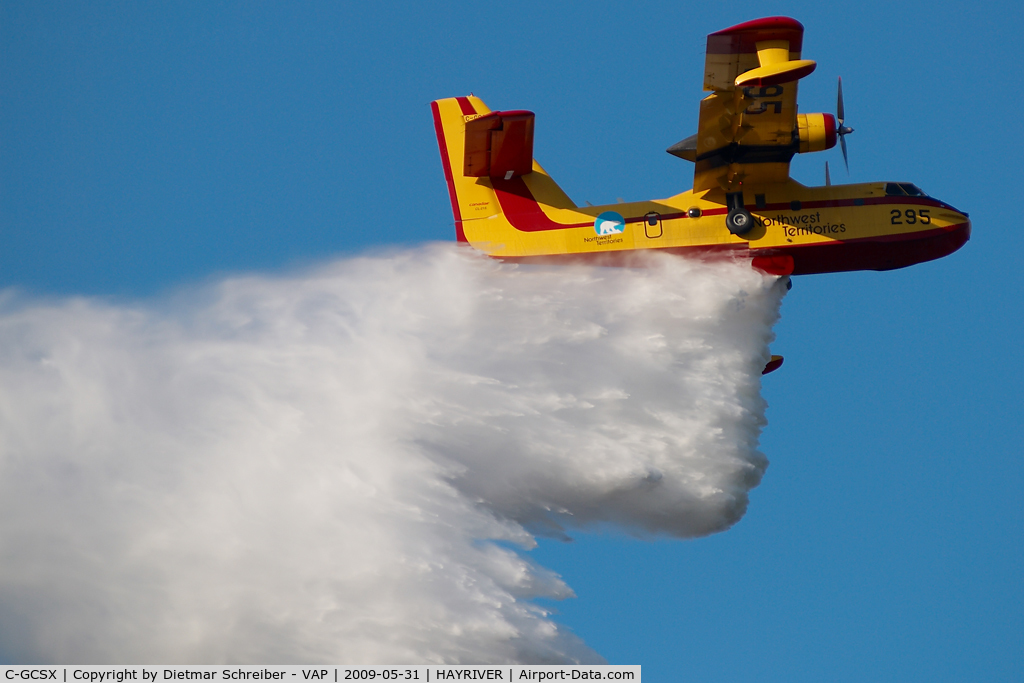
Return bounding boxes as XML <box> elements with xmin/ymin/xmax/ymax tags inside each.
<box><xmin>939</xmin><ymin>200</ymin><xmax>971</xmax><ymax>242</ymax></box>
<box><xmin>932</xmin><ymin>202</ymin><xmax>971</xmax><ymax>261</ymax></box>
<box><xmin>960</xmin><ymin>212</ymin><xmax>972</xmax><ymax>240</ymax></box>
<box><xmin>882</xmin><ymin>197</ymin><xmax>971</xmax><ymax>271</ymax></box>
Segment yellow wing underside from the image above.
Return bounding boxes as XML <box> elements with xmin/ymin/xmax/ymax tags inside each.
<box><xmin>694</xmin><ymin>19</ymin><xmax>813</xmax><ymax>193</ymax></box>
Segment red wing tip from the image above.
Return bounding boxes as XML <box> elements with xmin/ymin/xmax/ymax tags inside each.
<box><xmin>710</xmin><ymin>16</ymin><xmax>804</xmax><ymax>36</ymax></box>
<box><xmin>762</xmin><ymin>355</ymin><xmax>785</xmax><ymax>375</ymax></box>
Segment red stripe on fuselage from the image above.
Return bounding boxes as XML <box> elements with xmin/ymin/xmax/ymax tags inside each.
<box><xmin>491</xmin><ymin>176</ymin><xmax>713</xmax><ymax>230</ymax></box>
<box><xmin>491</xmin><ymin>177</ymin><xmax>591</xmax><ymax>230</ymax></box>
<box><xmin>759</xmin><ymin>195</ymin><xmax>963</xmax><ymax>214</ymax></box>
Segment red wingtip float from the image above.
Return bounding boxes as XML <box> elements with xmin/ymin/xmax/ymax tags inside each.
<box><xmin>431</xmin><ymin>17</ymin><xmax>971</xmax><ymax>375</ymax></box>
<box><xmin>762</xmin><ymin>355</ymin><xmax>785</xmax><ymax>375</ymax></box>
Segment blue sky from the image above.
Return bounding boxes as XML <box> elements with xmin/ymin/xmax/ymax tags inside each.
<box><xmin>3</xmin><ymin>0</ymin><xmax>1022</xmax><ymax>679</ymax></box>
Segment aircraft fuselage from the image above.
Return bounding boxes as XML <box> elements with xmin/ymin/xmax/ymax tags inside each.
<box><xmin>459</xmin><ymin>176</ymin><xmax>969</xmax><ymax>276</ymax></box>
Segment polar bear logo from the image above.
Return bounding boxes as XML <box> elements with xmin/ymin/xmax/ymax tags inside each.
<box><xmin>595</xmin><ymin>211</ymin><xmax>625</xmax><ymax>235</ymax></box>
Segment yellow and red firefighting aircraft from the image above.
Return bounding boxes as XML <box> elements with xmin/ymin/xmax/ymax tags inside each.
<box><xmin>430</xmin><ymin>16</ymin><xmax>970</xmax><ymax>280</ymax></box>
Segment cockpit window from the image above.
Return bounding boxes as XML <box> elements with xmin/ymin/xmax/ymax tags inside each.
<box><xmin>886</xmin><ymin>182</ymin><xmax>928</xmax><ymax>197</ymax></box>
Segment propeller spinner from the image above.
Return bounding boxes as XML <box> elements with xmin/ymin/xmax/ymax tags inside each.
<box><xmin>837</xmin><ymin>77</ymin><xmax>854</xmax><ymax>171</ymax></box>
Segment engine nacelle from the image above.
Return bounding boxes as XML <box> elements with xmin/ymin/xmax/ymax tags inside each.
<box><xmin>796</xmin><ymin>113</ymin><xmax>837</xmax><ymax>154</ymax></box>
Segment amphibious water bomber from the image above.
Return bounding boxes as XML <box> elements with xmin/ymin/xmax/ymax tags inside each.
<box><xmin>430</xmin><ymin>16</ymin><xmax>969</xmax><ymax>277</ymax></box>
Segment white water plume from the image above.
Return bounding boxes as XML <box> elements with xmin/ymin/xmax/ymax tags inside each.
<box><xmin>0</xmin><ymin>244</ymin><xmax>785</xmax><ymax>663</ymax></box>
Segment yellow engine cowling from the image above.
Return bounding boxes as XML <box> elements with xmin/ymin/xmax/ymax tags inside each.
<box><xmin>796</xmin><ymin>113</ymin><xmax>837</xmax><ymax>154</ymax></box>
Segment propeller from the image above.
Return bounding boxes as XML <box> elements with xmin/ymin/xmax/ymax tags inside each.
<box><xmin>825</xmin><ymin>161</ymin><xmax>831</xmax><ymax>186</ymax></box>
<box><xmin>837</xmin><ymin>77</ymin><xmax>854</xmax><ymax>172</ymax></box>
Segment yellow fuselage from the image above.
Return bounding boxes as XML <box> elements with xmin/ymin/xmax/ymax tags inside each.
<box><xmin>433</xmin><ymin>96</ymin><xmax>970</xmax><ymax>275</ymax></box>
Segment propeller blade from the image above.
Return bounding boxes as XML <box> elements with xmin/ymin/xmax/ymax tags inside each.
<box><xmin>836</xmin><ymin>77</ymin><xmax>852</xmax><ymax>173</ymax></box>
<box><xmin>837</xmin><ymin>77</ymin><xmax>845</xmax><ymax>124</ymax></box>
<box><xmin>825</xmin><ymin>161</ymin><xmax>831</xmax><ymax>186</ymax></box>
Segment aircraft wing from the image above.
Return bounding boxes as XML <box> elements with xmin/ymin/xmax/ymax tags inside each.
<box><xmin>690</xmin><ymin>17</ymin><xmax>815</xmax><ymax>193</ymax></box>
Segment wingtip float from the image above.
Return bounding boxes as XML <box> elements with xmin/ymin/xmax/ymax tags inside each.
<box><xmin>762</xmin><ymin>355</ymin><xmax>785</xmax><ymax>376</ymax></box>
<box><xmin>430</xmin><ymin>16</ymin><xmax>970</xmax><ymax>278</ymax></box>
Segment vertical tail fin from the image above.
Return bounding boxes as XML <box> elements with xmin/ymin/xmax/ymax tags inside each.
<box><xmin>431</xmin><ymin>96</ymin><xmax>576</xmax><ymax>243</ymax></box>
<box><xmin>431</xmin><ymin>96</ymin><xmax>496</xmax><ymax>242</ymax></box>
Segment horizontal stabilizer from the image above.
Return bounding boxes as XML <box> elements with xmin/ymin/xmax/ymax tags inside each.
<box><xmin>735</xmin><ymin>59</ymin><xmax>816</xmax><ymax>87</ymax></box>
<box><xmin>464</xmin><ymin>110</ymin><xmax>535</xmax><ymax>179</ymax></box>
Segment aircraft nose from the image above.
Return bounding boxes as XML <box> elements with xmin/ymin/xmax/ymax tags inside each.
<box><xmin>932</xmin><ymin>198</ymin><xmax>971</xmax><ymax>236</ymax></box>
<box><xmin>947</xmin><ymin>205</ymin><xmax>971</xmax><ymax>238</ymax></box>
<box><xmin>943</xmin><ymin>207</ymin><xmax>972</xmax><ymax>253</ymax></box>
